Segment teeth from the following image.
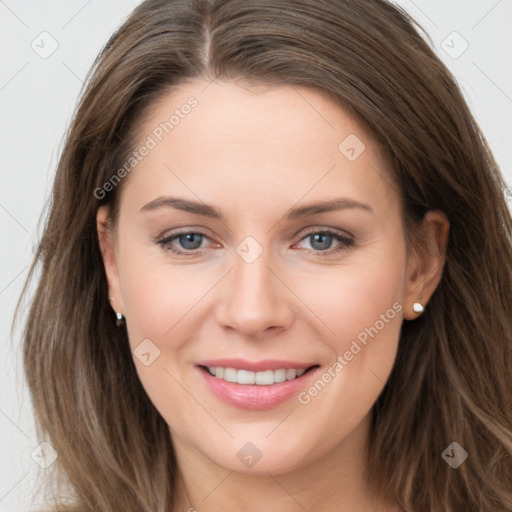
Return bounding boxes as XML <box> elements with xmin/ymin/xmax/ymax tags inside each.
<box><xmin>238</xmin><ymin>369</ymin><xmax>256</xmax><ymax>385</ymax></box>
<box><xmin>255</xmin><ymin>370</ymin><xmax>274</xmax><ymax>385</ymax></box>
<box><xmin>206</xmin><ymin>366</ymin><xmax>309</xmax><ymax>385</ymax></box>
<box><xmin>274</xmin><ymin>369</ymin><xmax>286</xmax><ymax>383</ymax></box>
<box><xmin>223</xmin><ymin>368</ymin><xmax>237</xmax><ymax>383</ymax></box>
<box><xmin>286</xmin><ymin>369</ymin><xmax>297</xmax><ymax>380</ymax></box>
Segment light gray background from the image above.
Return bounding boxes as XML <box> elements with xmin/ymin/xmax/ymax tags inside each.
<box><xmin>1</xmin><ymin>1</ymin><xmax>511</xmax><ymax>510</ymax></box>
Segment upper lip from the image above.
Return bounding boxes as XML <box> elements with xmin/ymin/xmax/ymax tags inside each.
<box><xmin>196</xmin><ymin>358</ymin><xmax>317</xmax><ymax>372</ymax></box>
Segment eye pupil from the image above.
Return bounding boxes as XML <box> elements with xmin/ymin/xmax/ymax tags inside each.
<box><xmin>310</xmin><ymin>233</ymin><xmax>332</xmax><ymax>251</ymax></box>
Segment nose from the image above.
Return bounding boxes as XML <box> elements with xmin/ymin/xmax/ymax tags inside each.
<box><xmin>215</xmin><ymin>249</ymin><xmax>294</xmax><ymax>337</ymax></box>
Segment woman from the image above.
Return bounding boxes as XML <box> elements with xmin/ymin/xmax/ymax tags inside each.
<box><xmin>18</xmin><ymin>0</ymin><xmax>512</xmax><ymax>510</ymax></box>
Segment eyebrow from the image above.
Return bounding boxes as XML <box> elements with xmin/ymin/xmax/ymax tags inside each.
<box><xmin>140</xmin><ymin>196</ymin><xmax>373</xmax><ymax>220</ymax></box>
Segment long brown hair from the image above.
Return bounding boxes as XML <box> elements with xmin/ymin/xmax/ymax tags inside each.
<box><xmin>16</xmin><ymin>0</ymin><xmax>512</xmax><ymax>510</ymax></box>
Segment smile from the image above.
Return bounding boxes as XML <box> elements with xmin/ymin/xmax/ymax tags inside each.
<box><xmin>202</xmin><ymin>366</ymin><xmax>309</xmax><ymax>385</ymax></box>
<box><xmin>197</xmin><ymin>362</ymin><xmax>320</xmax><ymax>410</ymax></box>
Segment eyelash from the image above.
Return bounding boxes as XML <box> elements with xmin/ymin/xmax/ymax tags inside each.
<box><xmin>156</xmin><ymin>228</ymin><xmax>355</xmax><ymax>257</ymax></box>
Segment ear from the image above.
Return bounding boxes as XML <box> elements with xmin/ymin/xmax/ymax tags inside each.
<box><xmin>97</xmin><ymin>205</ymin><xmax>124</xmax><ymax>316</ymax></box>
<box><xmin>403</xmin><ymin>210</ymin><xmax>449</xmax><ymax>320</ymax></box>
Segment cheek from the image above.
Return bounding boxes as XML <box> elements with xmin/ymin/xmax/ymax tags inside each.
<box><xmin>117</xmin><ymin>245</ymin><xmax>205</xmax><ymax>342</ymax></box>
<box><xmin>295</xmin><ymin>241</ymin><xmax>406</xmax><ymax>354</ymax></box>
<box><xmin>116</xmin><ymin>247</ymin><xmax>205</xmax><ymax>429</ymax></box>
<box><xmin>289</xmin><ymin>241</ymin><xmax>406</xmax><ymax>435</ymax></box>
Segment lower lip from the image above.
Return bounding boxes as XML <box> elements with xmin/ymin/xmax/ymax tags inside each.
<box><xmin>197</xmin><ymin>366</ymin><xmax>319</xmax><ymax>410</ymax></box>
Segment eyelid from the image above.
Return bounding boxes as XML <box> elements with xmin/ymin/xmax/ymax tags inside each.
<box><xmin>294</xmin><ymin>225</ymin><xmax>355</xmax><ymax>240</ymax></box>
<box><xmin>156</xmin><ymin>226</ymin><xmax>215</xmax><ymax>243</ymax></box>
<box><xmin>157</xmin><ymin>225</ymin><xmax>354</xmax><ymax>242</ymax></box>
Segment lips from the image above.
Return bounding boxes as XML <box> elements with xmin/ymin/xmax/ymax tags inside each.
<box><xmin>196</xmin><ymin>359</ymin><xmax>320</xmax><ymax>410</ymax></box>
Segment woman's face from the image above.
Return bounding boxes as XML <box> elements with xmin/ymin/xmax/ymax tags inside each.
<box><xmin>98</xmin><ymin>79</ymin><xmax>440</xmax><ymax>476</ymax></box>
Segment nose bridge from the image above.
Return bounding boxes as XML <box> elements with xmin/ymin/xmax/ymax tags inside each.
<box><xmin>216</xmin><ymin>239</ymin><xmax>293</xmax><ymax>335</ymax></box>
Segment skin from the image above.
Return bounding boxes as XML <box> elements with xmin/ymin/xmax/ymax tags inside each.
<box><xmin>97</xmin><ymin>79</ymin><xmax>449</xmax><ymax>511</ymax></box>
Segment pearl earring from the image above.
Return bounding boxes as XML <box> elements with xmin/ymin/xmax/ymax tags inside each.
<box><xmin>413</xmin><ymin>302</ymin><xmax>424</xmax><ymax>314</ymax></box>
<box><xmin>116</xmin><ymin>311</ymin><xmax>125</xmax><ymax>327</ymax></box>
<box><xmin>110</xmin><ymin>297</ymin><xmax>125</xmax><ymax>326</ymax></box>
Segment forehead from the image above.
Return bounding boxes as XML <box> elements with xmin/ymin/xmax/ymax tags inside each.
<box><xmin>120</xmin><ymin>79</ymin><xmax>399</xmax><ymax>218</ymax></box>
<box><xmin>139</xmin><ymin>79</ymin><xmax>371</xmax><ymax>156</ymax></box>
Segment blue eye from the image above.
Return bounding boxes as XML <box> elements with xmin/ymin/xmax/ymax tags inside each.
<box><xmin>175</xmin><ymin>233</ymin><xmax>204</xmax><ymax>250</ymax></box>
<box><xmin>297</xmin><ymin>230</ymin><xmax>354</xmax><ymax>254</ymax></box>
<box><xmin>157</xmin><ymin>228</ymin><xmax>354</xmax><ymax>256</ymax></box>
<box><xmin>158</xmin><ymin>231</ymin><xmax>209</xmax><ymax>255</ymax></box>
